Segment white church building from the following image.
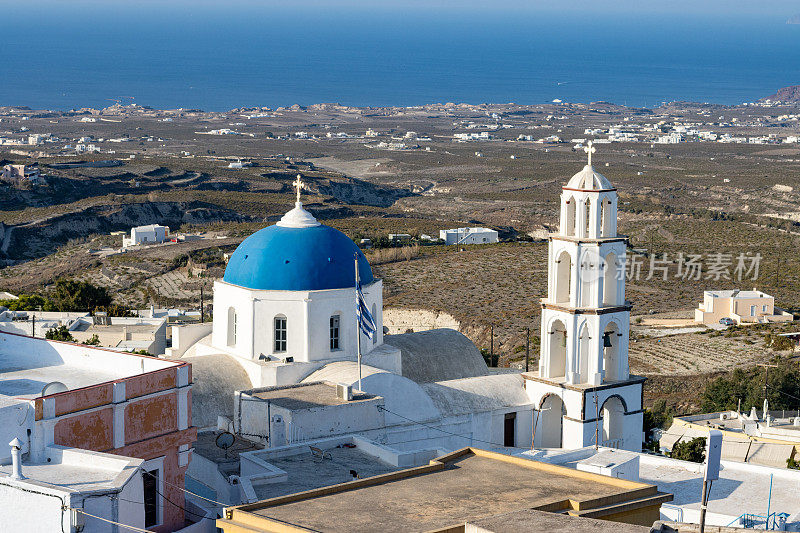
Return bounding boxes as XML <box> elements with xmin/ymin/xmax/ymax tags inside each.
<box><xmin>175</xmin><ymin>158</ymin><xmax>643</xmax><ymax>469</ymax></box>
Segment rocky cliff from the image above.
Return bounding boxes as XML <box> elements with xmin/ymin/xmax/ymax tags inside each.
<box><xmin>1</xmin><ymin>201</ymin><xmax>246</xmax><ymax>260</ymax></box>
<box><xmin>762</xmin><ymin>85</ymin><xmax>800</xmax><ymax>102</ymax></box>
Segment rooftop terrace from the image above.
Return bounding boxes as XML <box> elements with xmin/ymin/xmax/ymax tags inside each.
<box><xmin>221</xmin><ymin>447</ymin><xmax>672</xmax><ymax>533</ymax></box>
<box><xmin>0</xmin><ymin>331</ymin><xmax>179</xmax><ymax>400</ymax></box>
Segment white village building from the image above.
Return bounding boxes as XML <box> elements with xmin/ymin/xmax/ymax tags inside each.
<box><xmin>122</xmin><ymin>224</ymin><xmax>169</xmax><ymax>247</ymax></box>
<box><xmin>439</xmin><ymin>227</ymin><xmax>499</xmax><ymax>245</ymax></box>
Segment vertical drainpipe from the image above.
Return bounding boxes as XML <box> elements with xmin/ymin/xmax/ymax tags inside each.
<box><xmin>250</xmin><ymin>295</ymin><xmax>256</xmax><ymax>360</ymax></box>
<box><xmin>303</xmin><ymin>295</ymin><xmax>311</xmax><ymax>362</ymax></box>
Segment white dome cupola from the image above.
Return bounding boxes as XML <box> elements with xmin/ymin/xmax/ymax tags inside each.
<box><xmin>559</xmin><ymin>141</ymin><xmax>618</xmax><ymax>239</ymax></box>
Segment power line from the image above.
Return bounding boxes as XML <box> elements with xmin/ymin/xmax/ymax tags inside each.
<box><xmin>376</xmin><ymin>405</ymin><xmax>507</xmax><ymax>448</ymax></box>
<box><xmin>141</xmin><ymin>469</ymin><xmax>229</xmax><ymax>507</ymax></box>
<box><xmin>71</xmin><ymin>508</ymin><xmax>155</xmax><ymax>533</ymax></box>
<box><xmin>765</xmin><ymin>384</ymin><xmax>800</xmax><ymax>405</ymax></box>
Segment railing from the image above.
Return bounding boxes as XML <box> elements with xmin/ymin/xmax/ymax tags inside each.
<box><xmin>601</xmin><ymin>438</ymin><xmax>622</xmax><ymax>449</ymax></box>
<box><xmin>726</xmin><ymin>511</ymin><xmax>790</xmax><ymax>530</ymax></box>
<box><xmin>660</xmin><ymin>504</ymin><xmax>683</xmax><ymax>523</ymax></box>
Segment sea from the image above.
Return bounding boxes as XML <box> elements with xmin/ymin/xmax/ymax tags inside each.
<box><xmin>2</xmin><ymin>2</ymin><xmax>800</xmax><ymax>111</ymax></box>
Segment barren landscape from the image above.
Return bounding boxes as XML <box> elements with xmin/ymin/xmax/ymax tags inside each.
<box><xmin>3</xmin><ymin>99</ymin><xmax>800</xmax><ymax>410</ymax></box>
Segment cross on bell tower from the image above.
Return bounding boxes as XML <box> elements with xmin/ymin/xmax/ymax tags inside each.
<box><xmin>584</xmin><ymin>140</ymin><xmax>596</xmax><ymax>167</ymax></box>
<box><xmin>293</xmin><ymin>174</ymin><xmax>304</xmax><ymax>203</ymax></box>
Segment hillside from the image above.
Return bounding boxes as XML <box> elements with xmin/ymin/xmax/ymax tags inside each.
<box><xmin>763</xmin><ymin>85</ymin><xmax>800</xmax><ymax>102</ymax></box>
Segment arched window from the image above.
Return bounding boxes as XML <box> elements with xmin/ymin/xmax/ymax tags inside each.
<box><xmin>564</xmin><ymin>197</ymin><xmax>576</xmax><ymax>236</ymax></box>
<box><xmin>274</xmin><ymin>315</ymin><xmax>287</xmax><ymax>353</ymax></box>
<box><xmin>227</xmin><ymin>307</ymin><xmax>236</xmax><ymax>347</ymax></box>
<box><xmin>603</xmin><ymin>322</ymin><xmax>620</xmax><ymax>382</ymax></box>
<box><xmin>584</xmin><ymin>198</ymin><xmax>592</xmax><ymax>237</ymax></box>
<box><xmin>601</xmin><ymin>197</ymin><xmax>614</xmax><ymax>237</ymax></box>
<box><xmin>555</xmin><ymin>250</ymin><xmax>572</xmax><ymax>304</ymax></box>
<box><xmin>603</xmin><ymin>253</ymin><xmax>618</xmax><ymax>306</ymax></box>
<box><xmin>547</xmin><ymin>320</ymin><xmax>567</xmax><ymax>378</ymax></box>
<box><xmin>329</xmin><ymin>314</ymin><xmax>341</xmax><ymax>351</ymax></box>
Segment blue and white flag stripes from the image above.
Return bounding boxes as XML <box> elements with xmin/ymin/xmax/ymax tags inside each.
<box><xmin>356</xmin><ymin>281</ymin><xmax>377</xmax><ymax>339</ymax></box>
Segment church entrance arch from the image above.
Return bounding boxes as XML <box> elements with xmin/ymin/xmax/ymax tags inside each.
<box><xmin>601</xmin><ymin>395</ymin><xmax>626</xmax><ymax>448</ymax></box>
<box><xmin>538</xmin><ymin>394</ymin><xmax>566</xmax><ymax>448</ymax></box>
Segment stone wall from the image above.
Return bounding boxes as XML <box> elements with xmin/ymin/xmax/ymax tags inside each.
<box><xmin>382</xmin><ymin>308</ymin><xmax>460</xmax><ymax>335</ymax></box>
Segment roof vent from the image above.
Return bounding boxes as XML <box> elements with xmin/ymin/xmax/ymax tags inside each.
<box><xmin>8</xmin><ymin>438</ymin><xmax>25</xmax><ymax>480</ymax></box>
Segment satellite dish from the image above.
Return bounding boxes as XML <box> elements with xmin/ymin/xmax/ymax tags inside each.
<box><xmin>216</xmin><ymin>432</ymin><xmax>236</xmax><ymax>458</ymax></box>
<box><xmin>41</xmin><ymin>381</ymin><xmax>68</xmax><ymax>397</ymax></box>
<box><xmin>216</xmin><ymin>432</ymin><xmax>235</xmax><ymax>451</ymax></box>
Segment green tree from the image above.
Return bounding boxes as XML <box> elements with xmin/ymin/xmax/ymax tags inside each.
<box><xmin>45</xmin><ymin>325</ymin><xmax>76</xmax><ymax>343</ymax></box>
<box><xmin>643</xmin><ymin>400</ymin><xmax>673</xmax><ymax>437</ymax></box>
<box><xmin>670</xmin><ymin>437</ymin><xmax>706</xmax><ymax>463</ymax></box>
<box><xmin>84</xmin><ymin>334</ymin><xmax>101</xmax><ymax>346</ymax></box>
<box><xmin>49</xmin><ymin>280</ymin><xmax>112</xmax><ymax>312</ymax></box>
<box><xmin>701</xmin><ymin>363</ymin><xmax>800</xmax><ymax>413</ymax></box>
<box><xmin>0</xmin><ymin>294</ymin><xmax>50</xmax><ymax>311</ymax></box>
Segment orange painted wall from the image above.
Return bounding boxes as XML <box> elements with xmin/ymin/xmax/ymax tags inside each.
<box><xmin>54</xmin><ymin>382</ymin><xmax>113</xmax><ymax>417</ymax></box>
<box><xmin>54</xmin><ymin>407</ymin><xmax>114</xmax><ymax>451</ymax></box>
<box><xmin>43</xmin><ymin>362</ymin><xmax>194</xmax><ymax>533</ymax></box>
<box><xmin>125</xmin><ymin>394</ymin><xmax>178</xmax><ymax>444</ymax></box>
<box><xmin>125</xmin><ymin>367</ymin><xmax>177</xmax><ymax>399</ymax></box>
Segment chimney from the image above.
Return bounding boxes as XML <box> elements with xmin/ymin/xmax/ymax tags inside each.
<box><xmin>9</xmin><ymin>438</ymin><xmax>25</xmax><ymax>480</ymax></box>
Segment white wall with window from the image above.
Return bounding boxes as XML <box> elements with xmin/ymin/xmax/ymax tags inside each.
<box><xmin>210</xmin><ymin>278</ymin><xmax>384</xmax><ymax>365</ymax></box>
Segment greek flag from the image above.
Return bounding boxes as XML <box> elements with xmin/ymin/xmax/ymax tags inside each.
<box><xmin>356</xmin><ymin>281</ymin><xmax>377</xmax><ymax>339</ymax></box>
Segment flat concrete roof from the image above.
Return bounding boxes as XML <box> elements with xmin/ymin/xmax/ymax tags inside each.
<box><xmin>253</xmin><ymin>446</ymin><xmax>401</xmax><ymax>501</ymax></box>
<box><xmin>0</xmin><ymin>449</ymin><xmax>141</xmax><ymax>494</ymax></box>
<box><xmin>247</xmin><ymin>382</ymin><xmax>377</xmax><ymax>410</ymax></box>
<box><xmin>466</xmin><ymin>508</ymin><xmax>652</xmax><ymax>533</ymax></box>
<box><xmin>193</xmin><ymin>431</ymin><xmax>265</xmax><ymax>476</ymax></box>
<box><xmin>0</xmin><ymin>331</ymin><xmax>179</xmax><ymax>400</ymax></box>
<box><xmin>529</xmin><ymin>446</ymin><xmax>800</xmax><ymax>528</ymax></box>
<box><xmin>638</xmin><ymin>455</ymin><xmax>800</xmax><ymax>519</ymax></box>
<box><xmin>222</xmin><ymin>448</ymin><xmax>671</xmax><ymax>533</ymax></box>
<box><xmin>0</xmin><ymin>363</ymin><xmax>126</xmax><ymax>399</ymax></box>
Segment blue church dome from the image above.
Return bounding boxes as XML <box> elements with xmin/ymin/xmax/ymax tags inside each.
<box><xmin>223</xmin><ymin>218</ymin><xmax>374</xmax><ymax>292</ymax></box>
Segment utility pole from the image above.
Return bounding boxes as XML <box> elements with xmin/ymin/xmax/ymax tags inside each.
<box><xmin>699</xmin><ymin>430</ymin><xmax>723</xmax><ymax>533</ymax></box>
<box><xmin>490</xmin><ymin>324</ymin><xmax>494</xmax><ymax>367</ymax></box>
<box><xmin>525</xmin><ymin>327</ymin><xmax>530</xmax><ymax>373</ymax></box>
<box><xmin>757</xmin><ymin>363</ymin><xmax>779</xmax><ymax>412</ymax></box>
<box><xmin>594</xmin><ymin>391</ymin><xmax>600</xmax><ymax>450</ymax></box>
<box><xmin>200</xmin><ymin>285</ymin><xmax>204</xmax><ymax>324</ymax></box>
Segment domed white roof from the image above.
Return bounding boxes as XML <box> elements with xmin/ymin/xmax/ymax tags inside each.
<box><xmin>277</xmin><ymin>201</ymin><xmax>320</xmax><ymax>228</ymax></box>
<box><xmin>565</xmin><ymin>165</ymin><xmax>614</xmax><ymax>191</ymax></box>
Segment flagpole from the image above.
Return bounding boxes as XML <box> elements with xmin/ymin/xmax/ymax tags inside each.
<box><xmin>355</xmin><ymin>253</ymin><xmax>362</xmax><ymax>392</ymax></box>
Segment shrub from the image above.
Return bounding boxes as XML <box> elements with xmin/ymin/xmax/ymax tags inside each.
<box><xmin>670</xmin><ymin>437</ymin><xmax>706</xmax><ymax>463</ymax></box>
<box><xmin>45</xmin><ymin>325</ymin><xmax>76</xmax><ymax>343</ymax></box>
<box><xmin>84</xmin><ymin>334</ymin><xmax>101</xmax><ymax>346</ymax></box>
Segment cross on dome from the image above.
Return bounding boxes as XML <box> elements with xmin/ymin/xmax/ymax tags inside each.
<box><xmin>584</xmin><ymin>140</ymin><xmax>596</xmax><ymax>167</ymax></box>
<box><xmin>293</xmin><ymin>174</ymin><xmax>304</xmax><ymax>203</ymax></box>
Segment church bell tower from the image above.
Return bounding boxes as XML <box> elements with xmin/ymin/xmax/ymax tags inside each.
<box><xmin>524</xmin><ymin>142</ymin><xmax>645</xmax><ymax>451</ymax></box>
